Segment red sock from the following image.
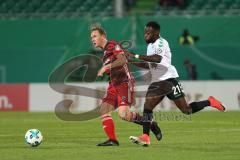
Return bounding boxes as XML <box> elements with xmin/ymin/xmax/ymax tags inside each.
<box><xmin>101</xmin><ymin>115</ymin><xmax>117</xmax><ymax>141</ymax></box>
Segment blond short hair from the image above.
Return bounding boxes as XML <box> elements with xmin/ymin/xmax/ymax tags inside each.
<box><xmin>90</xmin><ymin>23</ymin><xmax>106</xmax><ymax>36</ymax></box>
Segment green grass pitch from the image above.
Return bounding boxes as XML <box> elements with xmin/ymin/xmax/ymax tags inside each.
<box><xmin>0</xmin><ymin>111</ymin><xmax>240</xmax><ymax>160</ymax></box>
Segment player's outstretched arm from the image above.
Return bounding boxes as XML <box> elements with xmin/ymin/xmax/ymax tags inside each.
<box><xmin>128</xmin><ymin>59</ymin><xmax>149</xmax><ymax>69</ymax></box>
<box><xmin>109</xmin><ymin>53</ymin><xmax>127</xmax><ymax>68</ymax></box>
<box><xmin>126</xmin><ymin>51</ymin><xmax>162</xmax><ymax>63</ymax></box>
<box><xmin>97</xmin><ymin>53</ymin><xmax>126</xmax><ymax>76</ymax></box>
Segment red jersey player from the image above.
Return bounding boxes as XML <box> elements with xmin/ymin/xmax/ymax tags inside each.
<box><xmin>90</xmin><ymin>24</ymin><xmax>162</xmax><ymax>146</ymax></box>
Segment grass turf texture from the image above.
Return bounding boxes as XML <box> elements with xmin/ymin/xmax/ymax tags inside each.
<box><xmin>0</xmin><ymin>111</ymin><xmax>239</xmax><ymax>160</ymax></box>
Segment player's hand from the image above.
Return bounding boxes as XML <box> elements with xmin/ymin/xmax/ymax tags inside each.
<box><xmin>97</xmin><ymin>66</ymin><xmax>107</xmax><ymax>77</ymax></box>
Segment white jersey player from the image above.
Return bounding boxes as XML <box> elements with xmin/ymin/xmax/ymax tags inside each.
<box><xmin>127</xmin><ymin>21</ymin><xmax>225</xmax><ymax>147</ymax></box>
<box><xmin>147</xmin><ymin>37</ymin><xmax>179</xmax><ymax>82</ymax></box>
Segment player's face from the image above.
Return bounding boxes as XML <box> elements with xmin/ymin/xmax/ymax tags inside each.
<box><xmin>144</xmin><ymin>27</ymin><xmax>155</xmax><ymax>44</ymax></box>
<box><xmin>91</xmin><ymin>30</ymin><xmax>105</xmax><ymax>48</ymax></box>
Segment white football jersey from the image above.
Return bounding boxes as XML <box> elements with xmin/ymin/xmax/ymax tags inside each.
<box><xmin>147</xmin><ymin>37</ymin><xmax>179</xmax><ymax>82</ymax></box>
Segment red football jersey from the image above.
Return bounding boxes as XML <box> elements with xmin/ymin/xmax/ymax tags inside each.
<box><xmin>102</xmin><ymin>40</ymin><xmax>134</xmax><ymax>85</ymax></box>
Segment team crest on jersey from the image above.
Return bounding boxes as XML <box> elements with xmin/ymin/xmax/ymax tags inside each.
<box><xmin>158</xmin><ymin>48</ymin><xmax>162</xmax><ymax>53</ymax></box>
<box><xmin>115</xmin><ymin>45</ymin><xmax>121</xmax><ymax>51</ymax></box>
<box><xmin>154</xmin><ymin>48</ymin><xmax>162</xmax><ymax>55</ymax></box>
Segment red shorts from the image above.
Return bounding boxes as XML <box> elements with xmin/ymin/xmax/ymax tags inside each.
<box><xmin>102</xmin><ymin>82</ymin><xmax>135</xmax><ymax>108</ymax></box>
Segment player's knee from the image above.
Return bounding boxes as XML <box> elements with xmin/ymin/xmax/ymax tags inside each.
<box><xmin>118</xmin><ymin>114</ymin><xmax>129</xmax><ymax>121</ymax></box>
<box><xmin>118</xmin><ymin>112</ymin><xmax>131</xmax><ymax>121</ymax></box>
<box><xmin>181</xmin><ymin>108</ymin><xmax>191</xmax><ymax>115</ymax></box>
<box><xmin>98</xmin><ymin>103</ymin><xmax>114</xmax><ymax>115</ymax></box>
<box><xmin>144</xmin><ymin>101</ymin><xmax>155</xmax><ymax>110</ymax></box>
<box><xmin>99</xmin><ymin>108</ymin><xmax>108</xmax><ymax>115</ymax></box>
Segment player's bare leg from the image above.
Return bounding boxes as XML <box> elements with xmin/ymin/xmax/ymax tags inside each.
<box><xmin>118</xmin><ymin>105</ymin><xmax>162</xmax><ymax>141</ymax></box>
<box><xmin>97</xmin><ymin>102</ymin><xmax>119</xmax><ymax>146</ymax></box>
<box><xmin>130</xmin><ymin>80</ymin><xmax>172</xmax><ymax>146</ymax></box>
<box><xmin>130</xmin><ymin>95</ymin><xmax>164</xmax><ymax>147</ymax></box>
<box><xmin>118</xmin><ymin>105</ymin><xmax>132</xmax><ymax>121</ymax></box>
<box><xmin>173</xmin><ymin>96</ymin><xmax>225</xmax><ymax>115</ymax></box>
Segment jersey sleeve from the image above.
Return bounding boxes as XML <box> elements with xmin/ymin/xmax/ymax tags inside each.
<box><xmin>146</xmin><ymin>45</ymin><xmax>152</xmax><ymax>56</ymax></box>
<box><xmin>154</xmin><ymin>39</ymin><xmax>165</xmax><ymax>56</ymax></box>
<box><xmin>106</xmin><ymin>41</ymin><xmax>124</xmax><ymax>56</ymax></box>
<box><xmin>113</xmin><ymin>44</ymin><xmax>124</xmax><ymax>56</ymax></box>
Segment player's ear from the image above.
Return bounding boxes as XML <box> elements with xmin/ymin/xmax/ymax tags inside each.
<box><xmin>154</xmin><ymin>31</ymin><xmax>159</xmax><ymax>37</ymax></box>
<box><xmin>100</xmin><ymin>35</ymin><xmax>105</xmax><ymax>41</ymax></box>
<box><xmin>102</xmin><ymin>33</ymin><xmax>106</xmax><ymax>39</ymax></box>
